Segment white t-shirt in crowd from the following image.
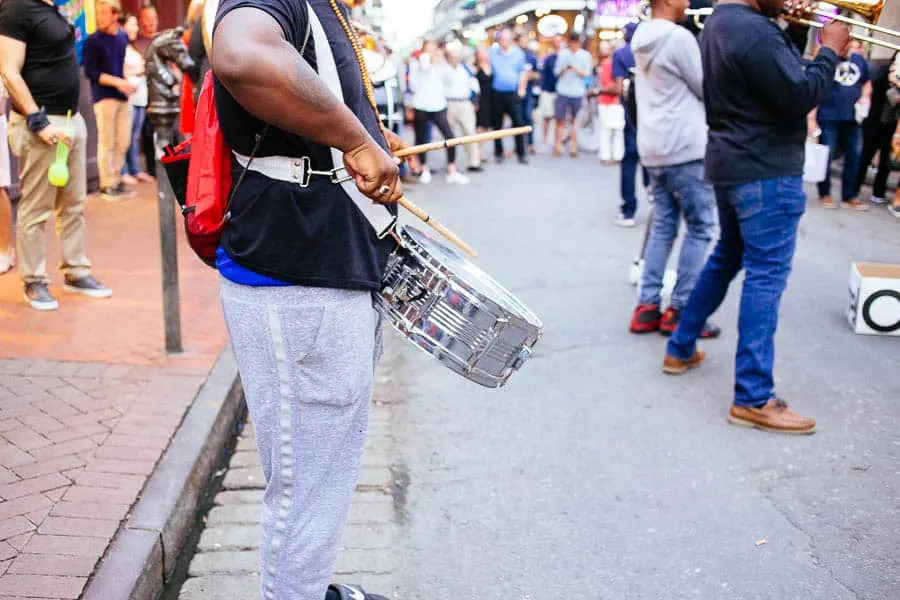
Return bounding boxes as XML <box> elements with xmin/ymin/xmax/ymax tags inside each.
<box><xmin>444</xmin><ymin>63</ymin><xmax>479</xmax><ymax>100</ymax></box>
<box><xmin>124</xmin><ymin>44</ymin><xmax>148</xmax><ymax>108</ymax></box>
<box><xmin>409</xmin><ymin>55</ymin><xmax>451</xmax><ymax>113</ymax></box>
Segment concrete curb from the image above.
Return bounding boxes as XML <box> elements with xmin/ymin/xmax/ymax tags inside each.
<box><xmin>82</xmin><ymin>348</ymin><xmax>245</xmax><ymax>600</ymax></box>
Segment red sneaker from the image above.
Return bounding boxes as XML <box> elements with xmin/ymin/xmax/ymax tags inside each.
<box><xmin>630</xmin><ymin>304</ymin><xmax>662</xmax><ymax>333</ymax></box>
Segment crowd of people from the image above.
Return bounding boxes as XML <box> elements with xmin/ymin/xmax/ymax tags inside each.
<box><xmin>0</xmin><ymin>0</ymin><xmax>210</xmax><ymax>311</ymax></box>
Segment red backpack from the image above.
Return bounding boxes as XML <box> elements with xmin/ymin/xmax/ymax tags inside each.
<box><xmin>161</xmin><ymin>71</ymin><xmax>264</xmax><ymax>267</ymax></box>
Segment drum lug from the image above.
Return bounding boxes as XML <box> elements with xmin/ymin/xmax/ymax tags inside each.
<box><xmin>511</xmin><ymin>346</ymin><xmax>532</xmax><ymax>371</ymax></box>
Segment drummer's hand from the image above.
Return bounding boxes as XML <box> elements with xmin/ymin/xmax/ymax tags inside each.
<box><xmin>343</xmin><ymin>137</ymin><xmax>402</xmax><ymax>205</ymax></box>
<box><xmin>383</xmin><ymin>127</ymin><xmax>421</xmax><ymax>173</ymax></box>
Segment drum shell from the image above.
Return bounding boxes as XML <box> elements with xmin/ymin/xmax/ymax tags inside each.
<box><xmin>377</xmin><ymin>227</ymin><xmax>542</xmax><ymax>388</ymax></box>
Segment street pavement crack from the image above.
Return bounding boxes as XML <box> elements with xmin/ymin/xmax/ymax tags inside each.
<box><xmin>762</xmin><ymin>489</ymin><xmax>861</xmax><ymax>600</ymax></box>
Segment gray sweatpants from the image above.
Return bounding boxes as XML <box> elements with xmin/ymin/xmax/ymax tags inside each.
<box><xmin>220</xmin><ymin>278</ymin><xmax>383</xmax><ymax>600</ymax></box>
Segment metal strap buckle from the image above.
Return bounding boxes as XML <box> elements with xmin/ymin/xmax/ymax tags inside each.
<box><xmin>298</xmin><ymin>156</ymin><xmax>353</xmax><ymax>187</ymax></box>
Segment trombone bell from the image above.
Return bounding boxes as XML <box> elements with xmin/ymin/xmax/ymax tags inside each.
<box><xmin>825</xmin><ymin>0</ymin><xmax>884</xmax><ymax>24</ymax></box>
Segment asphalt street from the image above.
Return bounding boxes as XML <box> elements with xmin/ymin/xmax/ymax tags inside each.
<box><xmin>383</xmin><ymin>139</ymin><xmax>899</xmax><ymax>600</ymax></box>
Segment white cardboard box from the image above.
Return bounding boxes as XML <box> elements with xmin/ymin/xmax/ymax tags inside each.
<box><xmin>848</xmin><ymin>262</ymin><xmax>900</xmax><ymax>336</ymax></box>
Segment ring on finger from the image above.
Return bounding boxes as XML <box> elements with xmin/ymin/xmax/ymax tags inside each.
<box><xmin>378</xmin><ymin>185</ymin><xmax>391</xmax><ymax>195</ymax></box>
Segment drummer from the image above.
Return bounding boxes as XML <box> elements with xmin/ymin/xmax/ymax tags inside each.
<box><xmin>210</xmin><ymin>0</ymin><xmax>411</xmax><ymax>598</ymax></box>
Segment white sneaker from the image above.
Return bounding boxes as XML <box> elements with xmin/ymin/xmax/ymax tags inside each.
<box><xmin>614</xmin><ymin>215</ymin><xmax>636</xmax><ymax>228</ymax></box>
<box><xmin>419</xmin><ymin>169</ymin><xmax>432</xmax><ymax>184</ymax></box>
<box><xmin>446</xmin><ymin>171</ymin><xmax>470</xmax><ymax>185</ymax></box>
<box><xmin>870</xmin><ymin>195</ymin><xmax>886</xmax><ymax>204</ymax></box>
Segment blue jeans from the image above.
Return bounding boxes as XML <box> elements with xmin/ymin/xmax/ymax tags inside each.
<box><xmin>620</xmin><ymin>125</ymin><xmax>648</xmax><ymax>219</ymax></box>
<box><xmin>639</xmin><ymin>160</ymin><xmax>715</xmax><ymax>309</ymax></box>
<box><xmin>121</xmin><ymin>105</ymin><xmax>146</xmax><ymax>176</ymax></box>
<box><xmin>816</xmin><ymin>120</ymin><xmax>861</xmax><ymax>202</ymax></box>
<box><xmin>667</xmin><ymin>176</ymin><xmax>806</xmax><ymax>407</ymax></box>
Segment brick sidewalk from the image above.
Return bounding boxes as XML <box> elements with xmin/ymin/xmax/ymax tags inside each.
<box><xmin>0</xmin><ymin>182</ymin><xmax>228</xmax><ymax>599</ymax></box>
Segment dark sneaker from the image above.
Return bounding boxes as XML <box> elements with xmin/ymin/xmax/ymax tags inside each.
<box><xmin>630</xmin><ymin>303</ymin><xmax>662</xmax><ymax>333</ymax></box>
<box><xmin>888</xmin><ymin>204</ymin><xmax>900</xmax><ymax>219</ymax></box>
<box><xmin>63</xmin><ymin>275</ymin><xmax>112</xmax><ymax>299</ymax></box>
<box><xmin>729</xmin><ymin>398</ymin><xmax>816</xmax><ymax>435</ymax></box>
<box><xmin>329</xmin><ymin>584</ymin><xmax>388</xmax><ymax>600</ymax></box>
<box><xmin>100</xmin><ymin>187</ymin><xmax>123</xmax><ymax>202</ymax></box>
<box><xmin>662</xmin><ymin>348</ymin><xmax>706</xmax><ymax>375</ymax></box>
<box><xmin>517</xmin><ymin>155</ymin><xmax>529</xmax><ymax>165</ymax></box>
<box><xmin>659</xmin><ymin>307</ymin><xmax>721</xmax><ymax>338</ymax></box>
<box><xmin>116</xmin><ymin>183</ymin><xmax>137</xmax><ymax>198</ymax></box>
<box><xmin>466</xmin><ymin>166</ymin><xmax>484</xmax><ymax>173</ymax></box>
<box><xmin>24</xmin><ymin>282</ymin><xmax>59</xmax><ymax>311</ymax></box>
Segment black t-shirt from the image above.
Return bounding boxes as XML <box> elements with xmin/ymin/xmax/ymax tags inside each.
<box><xmin>0</xmin><ymin>0</ymin><xmax>80</xmax><ymax>115</ymax></box>
<box><xmin>213</xmin><ymin>0</ymin><xmax>396</xmax><ymax>291</ymax></box>
<box><xmin>700</xmin><ymin>5</ymin><xmax>837</xmax><ymax>186</ymax></box>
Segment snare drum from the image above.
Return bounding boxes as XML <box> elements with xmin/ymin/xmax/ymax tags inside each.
<box><xmin>377</xmin><ymin>226</ymin><xmax>543</xmax><ymax>388</ymax></box>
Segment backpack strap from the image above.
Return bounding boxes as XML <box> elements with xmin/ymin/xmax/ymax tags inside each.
<box><xmin>306</xmin><ymin>3</ymin><xmax>397</xmax><ymax>239</ymax></box>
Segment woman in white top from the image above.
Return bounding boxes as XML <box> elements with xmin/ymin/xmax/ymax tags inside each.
<box><xmin>120</xmin><ymin>13</ymin><xmax>152</xmax><ymax>185</ymax></box>
<box><xmin>408</xmin><ymin>41</ymin><xmax>469</xmax><ymax>184</ymax></box>
<box><xmin>0</xmin><ymin>79</ymin><xmax>13</xmax><ymax>274</ymax></box>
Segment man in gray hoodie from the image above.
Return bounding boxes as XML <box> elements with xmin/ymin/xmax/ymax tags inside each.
<box><xmin>628</xmin><ymin>0</ymin><xmax>719</xmax><ymax>338</ymax></box>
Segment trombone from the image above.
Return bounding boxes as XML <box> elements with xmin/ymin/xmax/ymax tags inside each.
<box><xmin>782</xmin><ymin>0</ymin><xmax>900</xmax><ymax>53</ymax></box>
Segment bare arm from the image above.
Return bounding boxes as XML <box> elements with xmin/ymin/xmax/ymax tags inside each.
<box><xmin>211</xmin><ymin>7</ymin><xmax>373</xmax><ymax>153</ymax></box>
<box><xmin>0</xmin><ymin>35</ymin><xmax>38</xmax><ymax>115</ymax></box>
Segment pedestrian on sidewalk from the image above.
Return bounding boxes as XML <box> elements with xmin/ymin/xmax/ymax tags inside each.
<box><xmin>628</xmin><ymin>0</ymin><xmax>719</xmax><ymax>338</ymax></box>
<box><xmin>0</xmin><ymin>0</ymin><xmax>112</xmax><ymax>311</ymax></box>
<box><xmin>662</xmin><ymin>0</ymin><xmax>851</xmax><ymax>435</ymax></box>
<box><xmin>612</xmin><ymin>21</ymin><xmax>649</xmax><ymax>227</ymax></box>
<box><xmin>554</xmin><ymin>32</ymin><xmax>593</xmax><ymax>158</ymax></box>
<box><xmin>855</xmin><ymin>52</ymin><xmax>898</xmax><ymax>205</ymax></box>
<box><xmin>595</xmin><ymin>45</ymin><xmax>625</xmax><ymax>163</ymax></box>
<box><xmin>444</xmin><ymin>47</ymin><xmax>482</xmax><ymax>174</ymax></box>
<box><xmin>490</xmin><ymin>28</ymin><xmax>530</xmax><ymax>164</ymax></box>
<box><xmin>83</xmin><ymin>0</ymin><xmax>138</xmax><ymax>202</ymax></box>
<box><xmin>517</xmin><ymin>33</ymin><xmax>540</xmax><ymax>155</ymax></box>
<box><xmin>409</xmin><ymin>40</ymin><xmax>469</xmax><ymax>185</ymax></box>
<box><xmin>211</xmin><ymin>1</ymin><xmax>406</xmax><ymax>598</ymax></box>
<box><xmin>119</xmin><ymin>12</ymin><xmax>153</xmax><ymax>187</ymax></box>
<box><xmin>813</xmin><ymin>39</ymin><xmax>870</xmax><ymax>211</ymax></box>
<box><xmin>0</xmin><ymin>78</ymin><xmax>13</xmax><ymax>274</ymax></box>
<box><xmin>536</xmin><ymin>35</ymin><xmax>562</xmax><ymax>149</ymax></box>
<box><xmin>474</xmin><ymin>46</ymin><xmax>495</xmax><ymax>162</ymax></box>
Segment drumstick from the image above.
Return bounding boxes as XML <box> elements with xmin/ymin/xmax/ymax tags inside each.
<box><xmin>394</xmin><ymin>126</ymin><xmax>533</xmax><ymax>158</ymax></box>
<box><xmin>397</xmin><ymin>197</ymin><xmax>478</xmax><ymax>258</ymax></box>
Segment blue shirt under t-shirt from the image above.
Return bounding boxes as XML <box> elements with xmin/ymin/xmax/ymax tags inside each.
<box><xmin>490</xmin><ymin>45</ymin><xmax>527</xmax><ymax>93</ymax></box>
<box><xmin>817</xmin><ymin>52</ymin><xmax>870</xmax><ymax>122</ymax></box>
<box><xmin>82</xmin><ymin>30</ymin><xmax>129</xmax><ymax>103</ymax></box>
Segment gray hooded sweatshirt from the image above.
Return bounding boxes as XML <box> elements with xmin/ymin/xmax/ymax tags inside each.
<box><xmin>631</xmin><ymin>19</ymin><xmax>707</xmax><ymax>168</ymax></box>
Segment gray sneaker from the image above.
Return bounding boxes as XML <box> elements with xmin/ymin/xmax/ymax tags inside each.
<box><xmin>63</xmin><ymin>275</ymin><xmax>112</xmax><ymax>299</ymax></box>
<box><xmin>116</xmin><ymin>183</ymin><xmax>137</xmax><ymax>198</ymax></box>
<box><xmin>24</xmin><ymin>282</ymin><xmax>59</xmax><ymax>311</ymax></box>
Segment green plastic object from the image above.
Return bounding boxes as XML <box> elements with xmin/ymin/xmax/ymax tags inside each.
<box><xmin>47</xmin><ymin>111</ymin><xmax>72</xmax><ymax>188</ymax></box>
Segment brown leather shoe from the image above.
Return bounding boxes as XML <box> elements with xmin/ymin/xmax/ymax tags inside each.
<box><xmin>662</xmin><ymin>349</ymin><xmax>705</xmax><ymax>375</ymax></box>
<box><xmin>728</xmin><ymin>398</ymin><xmax>816</xmax><ymax>435</ymax></box>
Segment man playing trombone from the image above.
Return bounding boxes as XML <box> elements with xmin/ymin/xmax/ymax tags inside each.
<box><xmin>661</xmin><ymin>0</ymin><xmax>850</xmax><ymax>435</ymax></box>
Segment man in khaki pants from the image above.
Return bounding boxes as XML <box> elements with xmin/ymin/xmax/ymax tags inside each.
<box><xmin>444</xmin><ymin>48</ymin><xmax>481</xmax><ymax>174</ymax></box>
<box><xmin>83</xmin><ymin>0</ymin><xmax>136</xmax><ymax>201</ymax></box>
<box><xmin>0</xmin><ymin>0</ymin><xmax>112</xmax><ymax>311</ymax></box>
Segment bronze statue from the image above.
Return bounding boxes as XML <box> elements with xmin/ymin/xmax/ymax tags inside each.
<box><xmin>144</xmin><ymin>26</ymin><xmax>196</xmax><ymax>138</ymax></box>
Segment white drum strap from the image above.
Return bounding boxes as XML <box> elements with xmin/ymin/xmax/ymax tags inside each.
<box><xmin>306</xmin><ymin>5</ymin><xmax>397</xmax><ymax>238</ymax></box>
